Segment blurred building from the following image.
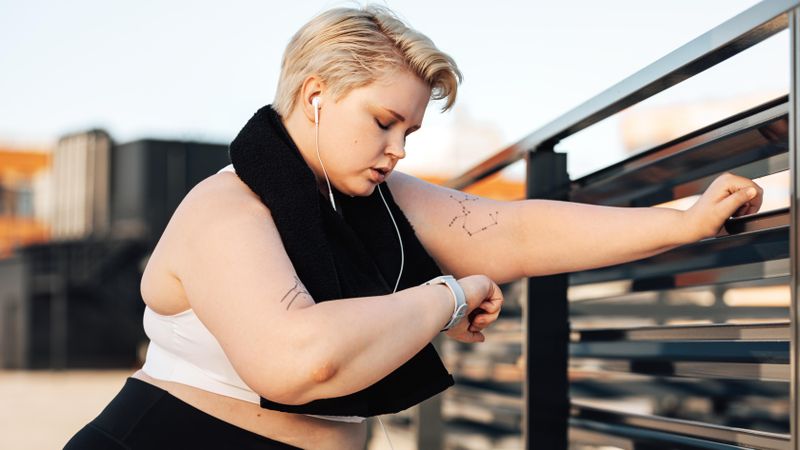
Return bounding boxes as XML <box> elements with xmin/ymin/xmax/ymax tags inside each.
<box><xmin>0</xmin><ymin>147</ymin><xmax>51</xmax><ymax>258</ymax></box>
<box><xmin>0</xmin><ymin>131</ymin><xmax>229</xmax><ymax>369</ymax></box>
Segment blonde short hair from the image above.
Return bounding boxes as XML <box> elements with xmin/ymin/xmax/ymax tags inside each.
<box><xmin>273</xmin><ymin>4</ymin><xmax>462</xmax><ymax>117</ymax></box>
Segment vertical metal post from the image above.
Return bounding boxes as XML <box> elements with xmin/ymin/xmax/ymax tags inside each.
<box><xmin>790</xmin><ymin>7</ymin><xmax>800</xmax><ymax>450</ymax></box>
<box><xmin>416</xmin><ymin>334</ymin><xmax>445</xmax><ymax>450</ymax></box>
<box><xmin>523</xmin><ymin>149</ymin><xmax>570</xmax><ymax>449</ymax></box>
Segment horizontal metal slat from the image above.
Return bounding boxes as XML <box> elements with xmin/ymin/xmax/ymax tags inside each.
<box><xmin>570</xmin><ymin>402</ymin><xmax>790</xmax><ymax>449</ymax></box>
<box><xmin>570</xmin><ymin>98</ymin><xmax>789</xmax><ymax>206</ymax></box>
<box><xmin>443</xmin><ymin>385</ymin><xmax>523</xmax><ymax>432</ymax></box>
<box><xmin>571</xmin><ymin>359</ymin><xmax>788</xmax><ymax>382</ymax></box>
<box><xmin>575</xmin><ymin>321</ymin><xmax>789</xmax><ymax>341</ymax></box>
<box><xmin>570</xmin><ymin>260</ymin><xmax>789</xmax><ymax>303</ymax></box>
<box><xmin>570</xmin><ymin>341</ymin><xmax>788</xmax><ymax>363</ymax></box>
<box><xmin>570</xmin><ymin>303</ymin><xmax>788</xmax><ymax>321</ymax></box>
<box><xmin>571</xmin><ymin>422</ymin><xmax>764</xmax><ymax>450</ymax></box>
<box><xmin>570</xmin><ymin>208</ymin><xmax>788</xmax><ymax>285</ymax></box>
<box><xmin>570</xmin><ymin>376</ymin><xmax>788</xmax><ymax>399</ymax></box>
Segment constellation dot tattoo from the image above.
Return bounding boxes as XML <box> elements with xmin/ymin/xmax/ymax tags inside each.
<box><xmin>447</xmin><ymin>194</ymin><xmax>499</xmax><ymax>237</ymax></box>
<box><xmin>279</xmin><ymin>276</ymin><xmax>312</xmax><ymax>310</ymax></box>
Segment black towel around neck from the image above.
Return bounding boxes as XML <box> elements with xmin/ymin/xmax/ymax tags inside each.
<box><xmin>228</xmin><ymin>104</ymin><xmax>454</xmax><ymax>417</ymax></box>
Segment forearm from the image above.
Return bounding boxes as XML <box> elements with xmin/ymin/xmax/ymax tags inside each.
<box><xmin>518</xmin><ymin>199</ymin><xmax>695</xmax><ymax>276</ymax></box>
<box><xmin>290</xmin><ymin>284</ymin><xmax>454</xmax><ymax>404</ymax></box>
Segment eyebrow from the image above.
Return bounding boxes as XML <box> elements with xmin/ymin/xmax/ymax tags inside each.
<box><xmin>382</xmin><ymin>107</ymin><xmax>421</xmax><ymax>132</ymax></box>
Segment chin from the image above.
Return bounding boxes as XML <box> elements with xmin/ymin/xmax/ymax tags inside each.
<box><xmin>336</xmin><ymin>180</ymin><xmax>373</xmax><ymax>197</ymax></box>
<box><xmin>366</xmin><ymin>179</ymin><xmax>384</xmax><ymax>194</ymax></box>
<box><xmin>353</xmin><ymin>177</ymin><xmax>379</xmax><ymax>195</ymax></box>
<box><xmin>357</xmin><ymin>184</ymin><xmax>376</xmax><ymax>197</ymax></box>
<box><xmin>338</xmin><ymin>173</ymin><xmax>386</xmax><ymax>196</ymax></box>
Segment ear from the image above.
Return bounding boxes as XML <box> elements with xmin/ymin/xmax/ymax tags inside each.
<box><xmin>298</xmin><ymin>75</ymin><xmax>326</xmax><ymax>124</ymax></box>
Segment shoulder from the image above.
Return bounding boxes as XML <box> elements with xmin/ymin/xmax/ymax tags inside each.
<box><xmin>141</xmin><ymin>169</ymin><xmax>279</xmax><ymax>312</ymax></box>
<box><xmin>384</xmin><ymin>169</ymin><xmax>492</xmax><ymax>232</ymax></box>
<box><xmin>385</xmin><ymin>169</ymin><xmax>425</xmax><ymax>192</ymax></box>
<box><xmin>159</xmin><ymin>170</ymin><xmax>280</xmax><ymax>274</ymax></box>
<box><xmin>384</xmin><ymin>170</ymin><xmax>443</xmax><ymax>216</ymax></box>
<box><xmin>385</xmin><ymin>169</ymin><xmax>472</xmax><ymax>206</ymax></box>
<box><xmin>182</xmin><ymin>170</ymin><xmax>269</xmax><ymax>218</ymax></box>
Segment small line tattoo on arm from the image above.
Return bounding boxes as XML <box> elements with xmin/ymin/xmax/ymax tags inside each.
<box><xmin>447</xmin><ymin>194</ymin><xmax>499</xmax><ymax>237</ymax></box>
<box><xmin>279</xmin><ymin>275</ymin><xmax>312</xmax><ymax>310</ymax></box>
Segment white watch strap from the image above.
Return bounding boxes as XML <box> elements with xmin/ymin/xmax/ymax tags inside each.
<box><xmin>424</xmin><ymin>275</ymin><xmax>467</xmax><ymax>331</ymax></box>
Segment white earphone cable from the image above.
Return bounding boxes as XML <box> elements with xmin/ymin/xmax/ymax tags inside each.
<box><xmin>375</xmin><ymin>182</ymin><xmax>403</xmax><ymax>450</ymax></box>
<box><xmin>377</xmin><ymin>414</ymin><xmax>395</xmax><ymax>450</ymax></box>
<box><xmin>377</xmin><ymin>183</ymin><xmax>404</xmax><ymax>294</ymax></box>
<box><xmin>315</xmin><ymin>108</ymin><xmax>337</xmax><ymax>212</ymax></box>
<box><xmin>315</xmin><ymin>102</ymin><xmax>401</xmax><ymax>450</ymax></box>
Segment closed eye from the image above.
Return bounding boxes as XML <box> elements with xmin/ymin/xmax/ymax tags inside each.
<box><xmin>375</xmin><ymin>118</ymin><xmax>390</xmax><ymax>131</ymax></box>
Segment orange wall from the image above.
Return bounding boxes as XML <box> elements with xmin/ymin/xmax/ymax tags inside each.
<box><xmin>420</xmin><ymin>174</ymin><xmax>525</xmax><ymax>201</ymax></box>
<box><xmin>0</xmin><ymin>150</ymin><xmax>50</xmax><ymax>175</ymax></box>
<box><xmin>0</xmin><ymin>149</ymin><xmax>51</xmax><ymax>258</ymax></box>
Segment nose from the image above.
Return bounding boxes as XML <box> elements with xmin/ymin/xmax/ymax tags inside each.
<box><xmin>386</xmin><ymin>139</ymin><xmax>406</xmax><ymax>160</ymax></box>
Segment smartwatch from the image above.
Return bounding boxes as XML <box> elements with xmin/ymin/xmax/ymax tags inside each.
<box><xmin>424</xmin><ymin>275</ymin><xmax>467</xmax><ymax>332</ymax></box>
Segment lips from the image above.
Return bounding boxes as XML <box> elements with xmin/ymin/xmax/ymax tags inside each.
<box><xmin>370</xmin><ymin>168</ymin><xmax>387</xmax><ymax>183</ymax></box>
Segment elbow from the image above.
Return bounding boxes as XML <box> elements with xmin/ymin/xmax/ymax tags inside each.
<box><xmin>245</xmin><ymin>373</ymin><xmax>307</xmax><ymax>406</ymax></box>
<box><xmin>283</xmin><ymin>357</ymin><xmax>340</xmax><ymax>406</ymax></box>
<box><xmin>246</xmin><ymin>346</ymin><xmax>340</xmax><ymax>407</ymax></box>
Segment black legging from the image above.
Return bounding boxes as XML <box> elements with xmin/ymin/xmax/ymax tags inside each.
<box><xmin>64</xmin><ymin>377</ymin><xmax>302</xmax><ymax>449</ymax></box>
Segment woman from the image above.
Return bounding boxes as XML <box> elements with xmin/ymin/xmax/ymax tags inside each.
<box><xmin>65</xmin><ymin>4</ymin><xmax>764</xmax><ymax>450</ymax></box>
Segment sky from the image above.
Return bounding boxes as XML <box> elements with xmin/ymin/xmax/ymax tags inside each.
<box><xmin>1</xmin><ymin>0</ymin><xmax>789</xmax><ymax>179</ymax></box>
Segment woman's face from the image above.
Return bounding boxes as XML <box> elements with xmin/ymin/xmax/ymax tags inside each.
<box><xmin>314</xmin><ymin>69</ymin><xmax>431</xmax><ymax>197</ymax></box>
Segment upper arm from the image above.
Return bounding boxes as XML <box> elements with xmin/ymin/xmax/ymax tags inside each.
<box><xmin>385</xmin><ymin>171</ymin><xmax>527</xmax><ymax>285</ymax></box>
<box><xmin>164</xmin><ymin>173</ymin><xmax>319</xmax><ymax>404</ymax></box>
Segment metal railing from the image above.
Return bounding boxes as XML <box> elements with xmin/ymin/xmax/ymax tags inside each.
<box><xmin>442</xmin><ymin>0</ymin><xmax>800</xmax><ymax>448</ymax></box>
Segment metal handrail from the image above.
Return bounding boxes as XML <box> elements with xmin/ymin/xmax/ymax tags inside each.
<box><xmin>445</xmin><ymin>0</ymin><xmax>800</xmax><ymax>191</ymax></box>
<box><xmin>440</xmin><ymin>0</ymin><xmax>800</xmax><ymax>448</ymax></box>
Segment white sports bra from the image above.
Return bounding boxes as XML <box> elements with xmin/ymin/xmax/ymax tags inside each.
<box><xmin>139</xmin><ymin>164</ymin><xmax>366</xmax><ymax>424</ymax></box>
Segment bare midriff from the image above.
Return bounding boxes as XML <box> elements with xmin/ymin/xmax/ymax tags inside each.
<box><xmin>131</xmin><ymin>370</ymin><xmax>367</xmax><ymax>450</ymax></box>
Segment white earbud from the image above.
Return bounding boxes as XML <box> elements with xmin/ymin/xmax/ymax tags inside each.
<box><xmin>311</xmin><ymin>95</ymin><xmax>336</xmax><ymax>212</ymax></box>
<box><xmin>312</xmin><ymin>96</ymin><xmax>320</xmax><ymax>125</ymax></box>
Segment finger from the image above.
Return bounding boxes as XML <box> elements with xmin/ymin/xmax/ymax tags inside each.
<box><xmin>467</xmin><ymin>323</ymin><xmax>484</xmax><ymax>334</ymax></box>
<box><xmin>721</xmin><ymin>187</ymin><xmax>757</xmax><ymax>217</ymax></box>
<box><xmin>468</xmin><ymin>314</ymin><xmax>485</xmax><ymax>328</ymax></box>
<box><xmin>468</xmin><ymin>330</ymin><xmax>485</xmax><ymax>342</ymax></box>
<box><xmin>735</xmin><ymin>195</ymin><xmax>763</xmax><ymax>217</ymax></box>
<box><xmin>470</xmin><ymin>315</ymin><xmax>487</xmax><ymax>329</ymax></box>
<box><xmin>748</xmin><ymin>185</ymin><xmax>764</xmax><ymax>213</ymax></box>
<box><xmin>474</xmin><ymin>302</ymin><xmax>496</xmax><ymax>317</ymax></box>
<box><xmin>463</xmin><ymin>322</ymin><xmax>483</xmax><ymax>337</ymax></box>
<box><xmin>472</xmin><ymin>309</ymin><xmax>501</xmax><ymax>327</ymax></box>
<box><xmin>468</xmin><ymin>316</ymin><xmax>493</xmax><ymax>332</ymax></box>
<box><xmin>468</xmin><ymin>308</ymin><xmax>487</xmax><ymax>324</ymax></box>
<box><xmin>479</xmin><ymin>294</ymin><xmax>504</xmax><ymax>314</ymax></box>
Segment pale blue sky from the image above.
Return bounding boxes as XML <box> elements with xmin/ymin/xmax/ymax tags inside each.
<box><xmin>3</xmin><ymin>0</ymin><xmax>788</xmax><ymax>178</ymax></box>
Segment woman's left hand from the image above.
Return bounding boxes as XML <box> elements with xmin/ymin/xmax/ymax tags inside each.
<box><xmin>684</xmin><ymin>172</ymin><xmax>764</xmax><ymax>241</ymax></box>
<box><xmin>445</xmin><ymin>294</ymin><xmax>503</xmax><ymax>343</ymax></box>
